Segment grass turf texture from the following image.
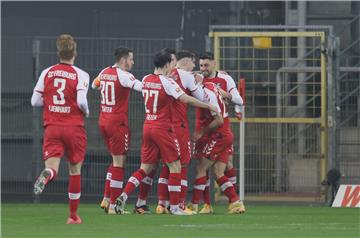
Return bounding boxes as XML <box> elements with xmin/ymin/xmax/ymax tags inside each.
<box><xmin>2</xmin><ymin>203</ymin><xmax>359</xmax><ymax>238</ymax></box>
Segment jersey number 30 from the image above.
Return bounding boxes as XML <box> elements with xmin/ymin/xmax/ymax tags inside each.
<box><xmin>100</xmin><ymin>81</ymin><xmax>115</xmax><ymax>106</ymax></box>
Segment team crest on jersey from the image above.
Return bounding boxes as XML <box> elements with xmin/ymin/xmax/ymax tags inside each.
<box><xmin>83</xmin><ymin>82</ymin><xmax>89</xmax><ymax>88</ymax></box>
<box><xmin>175</xmin><ymin>87</ymin><xmax>181</xmax><ymax>93</ymax></box>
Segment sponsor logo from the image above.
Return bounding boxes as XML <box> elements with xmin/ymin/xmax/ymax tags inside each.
<box><xmin>332</xmin><ymin>185</ymin><xmax>360</xmax><ymax>207</ymax></box>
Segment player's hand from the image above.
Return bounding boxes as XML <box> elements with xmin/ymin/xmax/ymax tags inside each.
<box><xmin>92</xmin><ymin>77</ymin><xmax>101</xmax><ymax>90</ymax></box>
<box><xmin>192</xmin><ymin>130</ymin><xmax>204</xmax><ymax>142</ymax></box>
<box><xmin>84</xmin><ymin>110</ymin><xmax>90</xmax><ymax>118</ymax></box>
<box><xmin>194</xmin><ymin>73</ymin><xmax>204</xmax><ymax>84</ymax></box>
<box><xmin>208</xmin><ymin>104</ymin><xmax>219</xmax><ymax>115</ymax></box>
<box><xmin>235</xmin><ymin>104</ymin><xmax>243</xmax><ymax>120</ymax></box>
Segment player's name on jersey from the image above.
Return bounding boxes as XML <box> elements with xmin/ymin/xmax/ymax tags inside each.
<box><xmin>100</xmin><ymin>74</ymin><xmax>117</xmax><ymax>81</ymax></box>
<box><xmin>48</xmin><ymin>70</ymin><xmax>76</xmax><ymax>80</ymax></box>
<box><xmin>143</xmin><ymin>82</ymin><xmax>161</xmax><ymax>89</ymax></box>
<box><xmin>146</xmin><ymin>114</ymin><xmax>157</xmax><ymax>120</ymax></box>
<box><xmin>101</xmin><ymin>106</ymin><xmax>112</xmax><ymax>113</ymax></box>
<box><xmin>48</xmin><ymin>105</ymin><xmax>71</xmax><ymax>113</ymax></box>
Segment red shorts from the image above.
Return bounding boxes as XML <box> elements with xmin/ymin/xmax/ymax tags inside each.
<box><xmin>141</xmin><ymin>125</ymin><xmax>180</xmax><ymax>164</ymax></box>
<box><xmin>174</xmin><ymin>124</ymin><xmax>191</xmax><ymax>165</ymax></box>
<box><xmin>99</xmin><ymin>120</ymin><xmax>130</xmax><ymax>155</ymax></box>
<box><xmin>194</xmin><ymin>131</ymin><xmax>233</xmax><ymax>164</ymax></box>
<box><xmin>43</xmin><ymin>125</ymin><xmax>87</xmax><ymax>164</ymax></box>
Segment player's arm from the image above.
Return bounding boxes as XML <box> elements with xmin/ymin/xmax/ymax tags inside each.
<box><xmin>226</xmin><ymin>76</ymin><xmax>243</xmax><ymax>106</ymax></box>
<box><xmin>178</xmin><ymin>94</ymin><xmax>218</xmax><ymax>113</ymax></box>
<box><xmin>77</xmin><ymin>73</ymin><xmax>90</xmax><ymax>117</ymax></box>
<box><xmin>31</xmin><ymin>69</ymin><xmax>47</xmax><ymax>107</ymax></box>
<box><xmin>183</xmin><ymin>71</ymin><xmax>205</xmax><ymax>101</ymax></box>
<box><xmin>118</xmin><ymin>70</ymin><xmax>142</xmax><ymax>92</ymax></box>
<box><xmin>91</xmin><ymin>77</ymin><xmax>101</xmax><ymax>90</ymax></box>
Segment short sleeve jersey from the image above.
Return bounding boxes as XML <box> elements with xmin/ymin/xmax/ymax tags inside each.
<box><xmin>98</xmin><ymin>66</ymin><xmax>137</xmax><ymax>123</ymax></box>
<box><xmin>34</xmin><ymin>63</ymin><xmax>89</xmax><ymax>127</ymax></box>
<box><xmin>195</xmin><ymin>84</ymin><xmax>231</xmax><ymax>135</ymax></box>
<box><xmin>142</xmin><ymin>74</ymin><xmax>184</xmax><ymax>127</ymax></box>
<box><xmin>169</xmin><ymin>68</ymin><xmax>203</xmax><ymax>126</ymax></box>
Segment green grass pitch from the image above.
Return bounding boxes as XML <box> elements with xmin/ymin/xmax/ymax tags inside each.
<box><xmin>2</xmin><ymin>203</ymin><xmax>359</xmax><ymax>238</ymax></box>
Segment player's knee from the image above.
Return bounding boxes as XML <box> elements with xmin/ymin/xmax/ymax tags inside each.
<box><xmin>167</xmin><ymin>160</ymin><xmax>181</xmax><ymax>173</ymax></box>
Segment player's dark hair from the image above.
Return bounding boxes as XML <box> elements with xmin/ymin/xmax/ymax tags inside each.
<box><xmin>114</xmin><ymin>47</ymin><xmax>132</xmax><ymax>61</ymax></box>
<box><xmin>153</xmin><ymin>50</ymin><xmax>172</xmax><ymax>68</ymax></box>
<box><xmin>161</xmin><ymin>48</ymin><xmax>176</xmax><ymax>56</ymax></box>
<box><xmin>176</xmin><ymin>50</ymin><xmax>195</xmax><ymax>61</ymax></box>
<box><xmin>199</xmin><ymin>52</ymin><xmax>214</xmax><ymax>60</ymax></box>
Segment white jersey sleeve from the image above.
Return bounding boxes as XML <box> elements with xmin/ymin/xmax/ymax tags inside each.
<box><xmin>177</xmin><ymin>69</ymin><xmax>205</xmax><ymax>101</ymax></box>
<box><xmin>31</xmin><ymin>66</ymin><xmax>52</xmax><ymax>107</ymax></box>
<box><xmin>160</xmin><ymin>75</ymin><xmax>185</xmax><ymax>99</ymax></box>
<box><xmin>218</xmin><ymin>72</ymin><xmax>243</xmax><ymax>105</ymax></box>
<box><xmin>116</xmin><ymin>68</ymin><xmax>142</xmax><ymax>92</ymax></box>
<box><xmin>204</xmin><ymin>88</ymin><xmax>221</xmax><ymax>116</ymax></box>
<box><xmin>73</xmin><ymin>66</ymin><xmax>90</xmax><ymax>115</ymax></box>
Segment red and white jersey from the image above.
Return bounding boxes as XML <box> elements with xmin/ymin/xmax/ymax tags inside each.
<box><xmin>195</xmin><ymin>82</ymin><xmax>231</xmax><ymax>135</ymax></box>
<box><xmin>33</xmin><ymin>63</ymin><xmax>89</xmax><ymax>127</ymax></box>
<box><xmin>203</xmin><ymin>71</ymin><xmax>238</xmax><ymax>117</ymax></box>
<box><xmin>169</xmin><ymin>68</ymin><xmax>204</xmax><ymax>126</ymax></box>
<box><xmin>142</xmin><ymin>74</ymin><xmax>185</xmax><ymax>127</ymax></box>
<box><xmin>98</xmin><ymin>66</ymin><xmax>138</xmax><ymax>123</ymax></box>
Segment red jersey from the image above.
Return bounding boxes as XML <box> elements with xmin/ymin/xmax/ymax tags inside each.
<box><xmin>142</xmin><ymin>74</ymin><xmax>184</xmax><ymax>127</ymax></box>
<box><xmin>195</xmin><ymin>82</ymin><xmax>231</xmax><ymax>135</ymax></box>
<box><xmin>34</xmin><ymin>63</ymin><xmax>89</xmax><ymax>127</ymax></box>
<box><xmin>98</xmin><ymin>66</ymin><xmax>138</xmax><ymax>124</ymax></box>
<box><xmin>169</xmin><ymin>68</ymin><xmax>204</xmax><ymax>126</ymax></box>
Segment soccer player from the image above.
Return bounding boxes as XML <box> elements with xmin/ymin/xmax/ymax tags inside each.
<box><xmin>189</xmin><ymin>52</ymin><xmax>245</xmax><ymax>214</ymax></box>
<box><xmin>155</xmin><ymin>50</ymin><xmax>205</xmax><ymax>214</ymax></box>
<box><xmin>188</xmin><ymin>82</ymin><xmax>245</xmax><ymax>214</ymax></box>
<box><xmin>115</xmin><ymin>50</ymin><xmax>218</xmax><ymax>215</ymax></box>
<box><xmin>93</xmin><ymin>47</ymin><xmax>142</xmax><ymax>214</ymax></box>
<box><xmin>31</xmin><ymin>34</ymin><xmax>90</xmax><ymax>224</ymax></box>
<box><xmin>134</xmin><ymin>48</ymin><xmax>177</xmax><ymax>214</ymax></box>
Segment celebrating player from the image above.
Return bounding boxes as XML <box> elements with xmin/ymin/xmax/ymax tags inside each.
<box><xmin>31</xmin><ymin>34</ymin><xmax>90</xmax><ymax>224</ymax></box>
<box><xmin>93</xmin><ymin>47</ymin><xmax>142</xmax><ymax>214</ymax></box>
<box><xmin>115</xmin><ymin>50</ymin><xmax>218</xmax><ymax>215</ymax></box>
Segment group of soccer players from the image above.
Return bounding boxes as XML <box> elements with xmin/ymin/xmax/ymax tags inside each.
<box><xmin>31</xmin><ymin>34</ymin><xmax>245</xmax><ymax>224</ymax></box>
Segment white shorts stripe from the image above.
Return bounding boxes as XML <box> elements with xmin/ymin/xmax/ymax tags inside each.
<box><xmin>193</xmin><ymin>184</ymin><xmax>206</xmax><ymax>191</ymax></box>
<box><xmin>181</xmin><ymin>179</ymin><xmax>188</xmax><ymax>187</ymax></box>
<box><xmin>106</xmin><ymin>172</ymin><xmax>112</xmax><ymax>180</ymax></box>
<box><xmin>68</xmin><ymin>192</ymin><xmax>81</xmax><ymax>200</ymax></box>
<box><xmin>110</xmin><ymin>179</ymin><xmax>123</xmax><ymax>188</ymax></box>
<box><xmin>142</xmin><ymin>176</ymin><xmax>153</xmax><ymax>185</ymax></box>
<box><xmin>168</xmin><ymin>185</ymin><xmax>181</xmax><ymax>192</ymax></box>
<box><xmin>158</xmin><ymin>178</ymin><xmax>168</xmax><ymax>184</ymax></box>
<box><xmin>128</xmin><ymin>176</ymin><xmax>140</xmax><ymax>187</ymax></box>
<box><xmin>220</xmin><ymin>182</ymin><xmax>233</xmax><ymax>191</ymax></box>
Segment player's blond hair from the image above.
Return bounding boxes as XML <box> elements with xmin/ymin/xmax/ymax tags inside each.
<box><xmin>56</xmin><ymin>34</ymin><xmax>77</xmax><ymax>61</ymax></box>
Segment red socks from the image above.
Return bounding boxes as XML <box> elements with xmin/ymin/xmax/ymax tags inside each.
<box><xmin>225</xmin><ymin>168</ymin><xmax>237</xmax><ymax>190</ymax></box>
<box><xmin>109</xmin><ymin>166</ymin><xmax>124</xmax><ymax>204</ymax></box>
<box><xmin>68</xmin><ymin>175</ymin><xmax>81</xmax><ymax>218</ymax></box>
<box><xmin>168</xmin><ymin>173</ymin><xmax>181</xmax><ymax>206</ymax></box>
<box><xmin>203</xmin><ymin>175</ymin><xmax>211</xmax><ymax>205</ymax></box>
<box><xmin>216</xmin><ymin>176</ymin><xmax>239</xmax><ymax>203</ymax></box>
<box><xmin>103</xmin><ymin>165</ymin><xmax>112</xmax><ymax>199</ymax></box>
<box><xmin>138</xmin><ymin>169</ymin><xmax>156</xmax><ymax>200</ymax></box>
<box><xmin>44</xmin><ymin>168</ymin><xmax>57</xmax><ymax>185</ymax></box>
<box><xmin>123</xmin><ymin>169</ymin><xmax>146</xmax><ymax>196</ymax></box>
<box><xmin>179</xmin><ymin>167</ymin><xmax>188</xmax><ymax>208</ymax></box>
<box><xmin>191</xmin><ymin>176</ymin><xmax>207</xmax><ymax>204</ymax></box>
<box><xmin>157</xmin><ymin>165</ymin><xmax>170</xmax><ymax>201</ymax></box>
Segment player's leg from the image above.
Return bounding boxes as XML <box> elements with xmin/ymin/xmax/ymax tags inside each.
<box><xmin>100</xmin><ymin>164</ymin><xmax>112</xmax><ymax>211</ymax></box>
<box><xmin>108</xmin><ymin>155</ymin><xmax>125</xmax><ymax>214</ymax></box>
<box><xmin>34</xmin><ymin>126</ymin><xmax>63</xmax><ymax>195</ymax></box>
<box><xmin>115</xmin><ymin>163</ymin><xmax>156</xmax><ymax>214</ymax></box>
<box><xmin>166</xmin><ymin>159</ymin><xmax>186</xmax><ymax>215</ymax></box>
<box><xmin>135</xmin><ymin>164</ymin><xmax>158</xmax><ymax>214</ymax></box>
<box><xmin>64</xmin><ymin>126</ymin><xmax>87</xmax><ymax>223</ymax></box>
<box><xmin>156</xmin><ymin>164</ymin><xmax>170</xmax><ymax>214</ymax></box>
<box><xmin>199</xmin><ymin>170</ymin><xmax>213</xmax><ymax>214</ymax></box>
<box><xmin>188</xmin><ymin>157</ymin><xmax>214</xmax><ymax>213</ymax></box>
<box><xmin>67</xmin><ymin>161</ymin><xmax>83</xmax><ymax>224</ymax></box>
<box><xmin>212</xmin><ymin>161</ymin><xmax>244</xmax><ymax>214</ymax></box>
<box><xmin>34</xmin><ymin>157</ymin><xmax>60</xmax><ymax>195</ymax></box>
<box><xmin>225</xmin><ymin>153</ymin><xmax>237</xmax><ymax>190</ymax></box>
